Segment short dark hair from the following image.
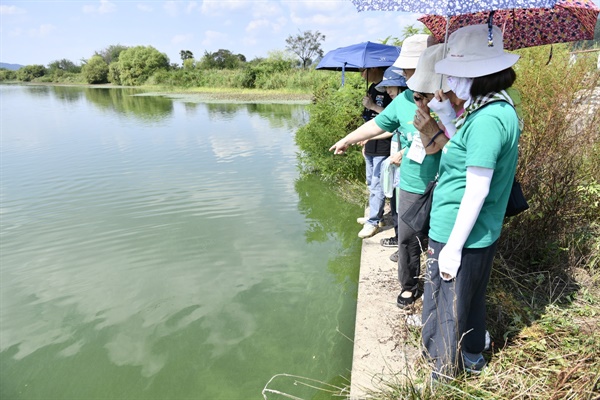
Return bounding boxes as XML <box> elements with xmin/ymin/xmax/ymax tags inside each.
<box><xmin>470</xmin><ymin>67</ymin><xmax>517</xmax><ymax>97</ymax></box>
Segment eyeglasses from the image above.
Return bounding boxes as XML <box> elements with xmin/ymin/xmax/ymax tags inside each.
<box><xmin>413</xmin><ymin>92</ymin><xmax>431</xmax><ymax>102</ymax></box>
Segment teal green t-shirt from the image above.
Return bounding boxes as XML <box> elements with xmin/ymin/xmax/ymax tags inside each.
<box><xmin>374</xmin><ymin>90</ymin><xmax>441</xmax><ymax>195</ymax></box>
<box><xmin>429</xmin><ymin>101</ymin><xmax>521</xmax><ymax>248</ymax></box>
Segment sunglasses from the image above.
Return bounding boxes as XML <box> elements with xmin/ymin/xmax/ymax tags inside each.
<box><xmin>413</xmin><ymin>92</ymin><xmax>431</xmax><ymax>102</ymax></box>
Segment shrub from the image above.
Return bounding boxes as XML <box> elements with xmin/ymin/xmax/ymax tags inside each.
<box><xmin>108</xmin><ymin>62</ymin><xmax>121</xmax><ymax>85</ymax></box>
<box><xmin>16</xmin><ymin>65</ymin><xmax>46</xmax><ymax>82</ymax></box>
<box><xmin>295</xmin><ymin>72</ymin><xmax>368</xmax><ymax>182</ymax></box>
<box><xmin>498</xmin><ymin>44</ymin><xmax>600</xmax><ymax>275</ymax></box>
<box><xmin>82</xmin><ymin>55</ymin><xmax>109</xmax><ymax>84</ymax></box>
<box><xmin>0</xmin><ymin>69</ymin><xmax>17</xmax><ymax>81</ymax></box>
<box><xmin>117</xmin><ymin>46</ymin><xmax>169</xmax><ymax>86</ymax></box>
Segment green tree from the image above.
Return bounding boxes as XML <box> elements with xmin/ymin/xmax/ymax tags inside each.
<box><xmin>95</xmin><ymin>44</ymin><xmax>129</xmax><ymax>64</ymax></box>
<box><xmin>182</xmin><ymin>58</ymin><xmax>196</xmax><ymax>70</ymax></box>
<box><xmin>16</xmin><ymin>65</ymin><xmax>46</xmax><ymax>82</ymax></box>
<box><xmin>199</xmin><ymin>49</ymin><xmax>245</xmax><ymax>69</ymax></box>
<box><xmin>180</xmin><ymin>50</ymin><xmax>194</xmax><ymax>62</ymax></box>
<box><xmin>0</xmin><ymin>68</ymin><xmax>17</xmax><ymax>81</ymax></box>
<box><xmin>285</xmin><ymin>30</ymin><xmax>325</xmax><ymax>68</ymax></box>
<box><xmin>82</xmin><ymin>55</ymin><xmax>109</xmax><ymax>84</ymax></box>
<box><xmin>117</xmin><ymin>46</ymin><xmax>170</xmax><ymax>86</ymax></box>
<box><xmin>47</xmin><ymin>59</ymin><xmax>81</xmax><ymax>74</ymax></box>
<box><xmin>108</xmin><ymin>62</ymin><xmax>121</xmax><ymax>84</ymax></box>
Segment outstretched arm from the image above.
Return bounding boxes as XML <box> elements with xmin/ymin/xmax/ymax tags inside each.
<box><xmin>329</xmin><ymin>119</ymin><xmax>386</xmax><ymax>154</ymax></box>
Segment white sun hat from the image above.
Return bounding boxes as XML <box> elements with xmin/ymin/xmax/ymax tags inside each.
<box><xmin>406</xmin><ymin>44</ymin><xmax>451</xmax><ymax>94</ymax></box>
<box><xmin>435</xmin><ymin>24</ymin><xmax>520</xmax><ymax>78</ymax></box>
<box><xmin>392</xmin><ymin>34</ymin><xmax>437</xmax><ymax>70</ymax></box>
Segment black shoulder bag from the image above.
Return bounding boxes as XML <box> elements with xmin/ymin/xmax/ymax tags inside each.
<box><xmin>401</xmin><ymin>179</ymin><xmax>437</xmax><ymax>234</ymax></box>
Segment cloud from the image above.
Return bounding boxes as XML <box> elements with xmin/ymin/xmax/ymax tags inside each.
<box><xmin>246</xmin><ymin>16</ymin><xmax>287</xmax><ymax>34</ymax></box>
<box><xmin>163</xmin><ymin>1</ymin><xmax>179</xmax><ymax>16</ymax></box>
<box><xmin>201</xmin><ymin>30</ymin><xmax>228</xmax><ymax>47</ymax></box>
<box><xmin>137</xmin><ymin>4</ymin><xmax>153</xmax><ymax>12</ymax></box>
<box><xmin>289</xmin><ymin>12</ymin><xmax>339</xmax><ymax>26</ymax></box>
<box><xmin>200</xmin><ymin>0</ymin><xmax>248</xmax><ymax>15</ymax></box>
<box><xmin>250</xmin><ymin>2</ymin><xmax>281</xmax><ymax>18</ymax></box>
<box><xmin>8</xmin><ymin>27</ymin><xmax>23</xmax><ymax>37</ymax></box>
<box><xmin>28</xmin><ymin>24</ymin><xmax>56</xmax><ymax>38</ymax></box>
<box><xmin>172</xmin><ymin>34</ymin><xmax>193</xmax><ymax>44</ymax></box>
<box><xmin>246</xmin><ymin>19</ymin><xmax>269</xmax><ymax>33</ymax></box>
<box><xmin>0</xmin><ymin>5</ymin><xmax>26</xmax><ymax>15</ymax></box>
<box><xmin>186</xmin><ymin>1</ymin><xmax>199</xmax><ymax>14</ymax></box>
<box><xmin>291</xmin><ymin>1</ymin><xmax>340</xmax><ymax>13</ymax></box>
<box><xmin>82</xmin><ymin>0</ymin><xmax>116</xmax><ymax>14</ymax></box>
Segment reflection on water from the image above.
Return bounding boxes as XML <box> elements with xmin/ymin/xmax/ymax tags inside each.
<box><xmin>0</xmin><ymin>85</ymin><xmax>361</xmax><ymax>400</ymax></box>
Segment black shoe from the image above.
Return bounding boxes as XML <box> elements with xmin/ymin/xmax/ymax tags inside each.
<box><xmin>380</xmin><ymin>236</ymin><xmax>398</xmax><ymax>247</ymax></box>
<box><xmin>389</xmin><ymin>250</ymin><xmax>398</xmax><ymax>262</ymax></box>
<box><xmin>396</xmin><ymin>289</ymin><xmax>421</xmax><ymax>309</ymax></box>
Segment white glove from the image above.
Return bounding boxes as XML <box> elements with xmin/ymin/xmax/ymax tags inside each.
<box><xmin>438</xmin><ymin>244</ymin><xmax>462</xmax><ymax>280</ymax></box>
<box><xmin>428</xmin><ymin>97</ymin><xmax>457</xmax><ymax>138</ymax></box>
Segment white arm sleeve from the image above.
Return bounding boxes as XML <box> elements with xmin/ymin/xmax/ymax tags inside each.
<box><xmin>438</xmin><ymin>166</ymin><xmax>493</xmax><ymax>280</ymax></box>
<box><xmin>428</xmin><ymin>97</ymin><xmax>457</xmax><ymax>138</ymax></box>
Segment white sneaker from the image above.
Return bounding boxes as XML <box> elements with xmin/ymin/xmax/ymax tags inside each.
<box><xmin>358</xmin><ymin>224</ymin><xmax>380</xmax><ymax>238</ymax></box>
<box><xmin>357</xmin><ymin>217</ymin><xmax>385</xmax><ymax>227</ymax></box>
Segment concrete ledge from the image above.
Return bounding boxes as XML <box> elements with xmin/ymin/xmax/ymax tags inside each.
<box><xmin>349</xmin><ymin>222</ymin><xmax>420</xmax><ymax>399</ymax></box>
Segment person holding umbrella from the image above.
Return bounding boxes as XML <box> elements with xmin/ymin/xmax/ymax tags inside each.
<box><xmin>419</xmin><ymin>24</ymin><xmax>521</xmax><ymax>379</ymax></box>
<box><xmin>330</xmin><ymin>34</ymin><xmax>441</xmax><ymax>310</ymax></box>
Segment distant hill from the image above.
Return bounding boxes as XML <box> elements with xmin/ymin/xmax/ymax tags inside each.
<box><xmin>1</xmin><ymin>63</ymin><xmax>24</xmax><ymax>70</ymax></box>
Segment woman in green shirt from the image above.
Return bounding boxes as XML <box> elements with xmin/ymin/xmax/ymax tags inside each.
<box><xmin>419</xmin><ymin>25</ymin><xmax>521</xmax><ymax>379</ymax></box>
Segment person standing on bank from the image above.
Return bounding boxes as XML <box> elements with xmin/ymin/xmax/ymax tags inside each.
<box><xmin>356</xmin><ymin>67</ymin><xmax>393</xmax><ymax>239</ymax></box>
<box><xmin>420</xmin><ymin>25</ymin><xmax>521</xmax><ymax>379</ymax></box>
<box><xmin>391</xmin><ymin>43</ymin><xmax>453</xmax><ymax>309</ymax></box>
<box><xmin>373</xmin><ymin>66</ymin><xmax>409</xmax><ymax>251</ymax></box>
<box><xmin>329</xmin><ymin>35</ymin><xmax>439</xmax><ymax>310</ymax></box>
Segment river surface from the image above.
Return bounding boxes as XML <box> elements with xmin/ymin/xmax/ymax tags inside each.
<box><xmin>0</xmin><ymin>84</ymin><xmax>362</xmax><ymax>399</ymax></box>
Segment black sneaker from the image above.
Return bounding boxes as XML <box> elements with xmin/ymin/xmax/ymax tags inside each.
<box><xmin>389</xmin><ymin>250</ymin><xmax>398</xmax><ymax>262</ymax></box>
<box><xmin>380</xmin><ymin>236</ymin><xmax>398</xmax><ymax>247</ymax></box>
<box><xmin>397</xmin><ymin>290</ymin><xmax>418</xmax><ymax>308</ymax></box>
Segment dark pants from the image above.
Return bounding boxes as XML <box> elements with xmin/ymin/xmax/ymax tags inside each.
<box><xmin>421</xmin><ymin>238</ymin><xmax>497</xmax><ymax>378</ymax></box>
<box><xmin>391</xmin><ymin>188</ymin><xmax>398</xmax><ymax>238</ymax></box>
<box><xmin>397</xmin><ymin>189</ymin><xmax>428</xmax><ymax>293</ymax></box>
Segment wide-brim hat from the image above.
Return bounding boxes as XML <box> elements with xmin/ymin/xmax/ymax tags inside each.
<box><xmin>375</xmin><ymin>65</ymin><xmax>407</xmax><ymax>90</ymax></box>
<box><xmin>435</xmin><ymin>24</ymin><xmax>520</xmax><ymax>78</ymax></box>
<box><xmin>406</xmin><ymin>44</ymin><xmax>451</xmax><ymax>94</ymax></box>
<box><xmin>392</xmin><ymin>34</ymin><xmax>437</xmax><ymax>70</ymax></box>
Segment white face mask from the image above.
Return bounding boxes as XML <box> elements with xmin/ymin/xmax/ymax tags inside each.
<box><xmin>447</xmin><ymin>76</ymin><xmax>473</xmax><ymax>101</ymax></box>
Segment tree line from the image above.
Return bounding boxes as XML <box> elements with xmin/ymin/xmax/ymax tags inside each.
<box><xmin>0</xmin><ymin>30</ymin><xmax>326</xmax><ymax>87</ymax></box>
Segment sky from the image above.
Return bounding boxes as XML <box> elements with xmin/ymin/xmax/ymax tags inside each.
<box><xmin>0</xmin><ymin>0</ymin><xmax>425</xmax><ymax>66</ymax></box>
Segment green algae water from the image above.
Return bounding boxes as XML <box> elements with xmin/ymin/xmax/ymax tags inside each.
<box><xmin>0</xmin><ymin>85</ymin><xmax>363</xmax><ymax>399</ymax></box>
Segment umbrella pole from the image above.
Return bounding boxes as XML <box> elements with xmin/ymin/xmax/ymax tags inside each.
<box><xmin>440</xmin><ymin>16</ymin><xmax>450</xmax><ymax>89</ymax></box>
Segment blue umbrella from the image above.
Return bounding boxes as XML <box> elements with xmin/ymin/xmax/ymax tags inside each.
<box><xmin>316</xmin><ymin>41</ymin><xmax>401</xmax><ymax>86</ymax></box>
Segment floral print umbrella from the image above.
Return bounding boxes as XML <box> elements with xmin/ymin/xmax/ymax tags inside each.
<box><xmin>349</xmin><ymin>0</ymin><xmax>558</xmax><ymax>16</ymax></box>
<box><xmin>418</xmin><ymin>0</ymin><xmax>600</xmax><ymax>50</ymax></box>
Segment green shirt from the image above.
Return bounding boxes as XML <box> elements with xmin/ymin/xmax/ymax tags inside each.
<box><xmin>429</xmin><ymin>101</ymin><xmax>521</xmax><ymax>248</ymax></box>
<box><xmin>374</xmin><ymin>90</ymin><xmax>441</xmax><ymax>195</ymax></box>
